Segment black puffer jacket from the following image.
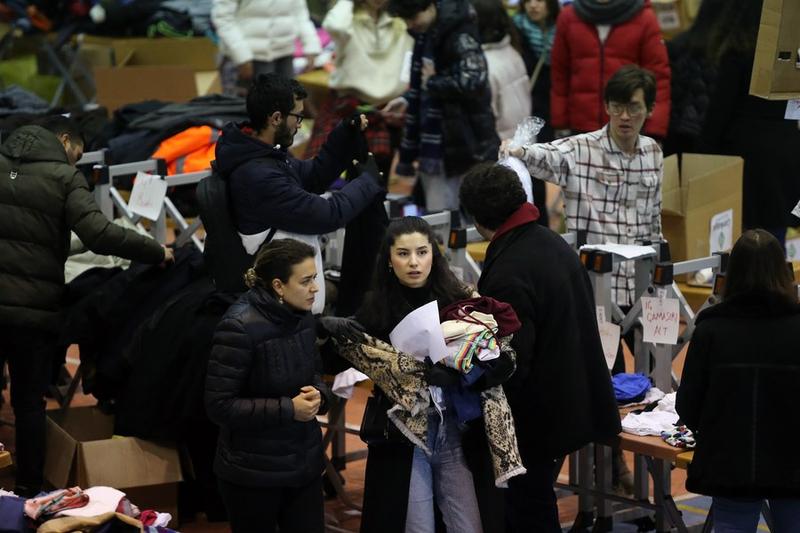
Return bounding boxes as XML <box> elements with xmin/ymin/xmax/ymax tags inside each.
<box><xmin>0</xmin><ymin>125</ymin><xmax>164</xmax><ymax>332</ymax></box>
<box><xmin>676</xmin><ymin>290</ymin><xmax>800</xmax><ymax>498</ymax></box>
<box><xmin>427</xmin><ymin>0</ymin><xmax>499</xmax><ymax>174</ymax></box>
<box><xmin>205</xmin><ymin>287</ymin><xmax>331</xmax><ymax>488</ymax></box>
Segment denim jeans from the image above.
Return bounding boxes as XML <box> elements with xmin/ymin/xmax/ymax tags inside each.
<box><xmin>404</xmin><ymin>406</ymin><xmax>483</xmax><ymax>533</ymax></box>
<box><xmin>713</xmin><ymin>497</ymin><xmax>800</xmax><ymax>533</ymax></box>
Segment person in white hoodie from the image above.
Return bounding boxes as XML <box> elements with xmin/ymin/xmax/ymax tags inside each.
<box><xmin>212</xmin><ymin>0</ymin><xmax>322</xmax><ymax>95</ymax></box>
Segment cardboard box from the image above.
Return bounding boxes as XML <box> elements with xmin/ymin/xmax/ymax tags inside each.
<box><xmin>90</xmin><ymin>37</ymin><xmax>220</xmax><ymax>112</ymax></box>
<box><xmin>44</xmin><ymin>407</ymin><xmax>183</xmax><ymax>519</ymax></box>
<box><xmin>750</xmin><ymin>0</ymin><xmax>800</xmax><ymax>100</ymax></box>
<box><xmin>661</xmin><ymin>154</ymin><xmax>744</xmax><ymax>262</ymax></box>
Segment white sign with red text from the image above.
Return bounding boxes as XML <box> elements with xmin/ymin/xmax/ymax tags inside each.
<box><xmin>641</xmin><ymin>296</ymin><xmax>680</xmax><ymax>345</ymax></box>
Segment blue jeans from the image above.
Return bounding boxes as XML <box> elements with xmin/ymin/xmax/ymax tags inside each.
<box><xmin>712</xmin><ymin>497</ymin><xmax>800</xmax><ymax>533</ymax></box>
<box><xmin>405</xmin><ymin>407</ymin><xmax>483</xmax><ymax>533</ymax></box>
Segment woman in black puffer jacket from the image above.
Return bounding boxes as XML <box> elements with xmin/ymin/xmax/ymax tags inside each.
<box><xmin>205</xmin><ymin>238</ymin><xmax>333</xmax><ymax>533</ymax></box>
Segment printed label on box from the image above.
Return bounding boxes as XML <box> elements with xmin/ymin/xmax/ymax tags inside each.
<box><xmin>641</xmin><ymin>296</ymin><xmax>680</xmax><ymax>345</ymax></box>
<box><xmin>129</xmin><ymin>171</ymin><xmax>167</xmax><ymax>221</ymax></box>
<box><xmin>709</xmin><ymin>208</ymin><xmax>733</xmax><ymax>254</ymax></box>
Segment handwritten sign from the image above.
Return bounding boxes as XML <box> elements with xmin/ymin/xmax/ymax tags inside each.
<box><xmin>641</xmin><ymin>296</ymin><xmax>679</xmax><ymax>345</ymax></box>
<box><xmin>792</xmin><ymin>198</ymin><xmax>800</xmax><ymax>219</ymax></box>
<box><xmin>596</xmin><ymin>306</ymin><xmax>621</xmax><ymax>370</ymax></box>
<box><xmin>128</xmin><ymin>172</ymin><xmax>167</xmax><ymax>221</ymax></box>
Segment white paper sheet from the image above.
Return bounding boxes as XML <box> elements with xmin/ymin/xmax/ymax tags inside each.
<box><xmin>596</xmin><ymin>306</ymin><xmax>621</xmax><ymax>370</ymax></box>
<box><xmin>580</xmin><ymin>243</ymin><xmax>657</xmax><ymax>259</ymax></box>
<box><xmin>499</xmin><ymin>156</ymin><xmax>533</xmax><ymax>204</ymax></box>
<box><xmin>128</xmin><ymin>171</ymin><xmax>167</xmax><ymax>221</ymax></box>
<box><xmin>389</xmin><ymin>300</ymin><xmax>448</xmax><ymax>363</ymax></box>
<box><xmin>641</xmin><ymin>296</ymin><xmax>680</xmax><ymax>345</ymax></box>
<box><xmin>792</xmin><ymin>198</ymin><xmax>800</xmax><ymax>219</ymax></box>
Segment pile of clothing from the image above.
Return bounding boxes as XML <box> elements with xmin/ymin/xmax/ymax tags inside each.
<box><xmin>0</xmin><ymin>486</ymin><xmax>174</xmax><ymax>532</ymax></box>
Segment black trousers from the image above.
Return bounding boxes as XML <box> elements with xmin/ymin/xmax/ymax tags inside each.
<box><xmin>505</xmin><ymin>458</ymin><xmax>561</xmax><ymax>532</ymax></box>
<box><xmin>0</xmin><ymin>327</ymin><xmax>56</xmax><ymax>494</ymax></box>
<box><xmin>217</xmin><ymin>476</ymin><xmax>324</xmax><ymax>533</ymax></box>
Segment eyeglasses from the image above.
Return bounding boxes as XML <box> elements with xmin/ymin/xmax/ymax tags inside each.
<box><xmin>607</xmin><ymin>102</ymin><xmax>646</xmax><ymax>117</ymax></box>
<box><xmin>287</xmin><ymin>112</ymin><xmax>304</xmax><ymax>125</ymax></box>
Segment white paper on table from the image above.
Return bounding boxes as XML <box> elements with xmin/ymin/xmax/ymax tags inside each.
<box><xmin>596</xmin><ymin>306</ymin><xmax>620</xmax><ymax>370</ymax></box>
<box><xmin>56</xmin><ymin>486</ymin><xmax>126</xmax><ymax>517</ymax></box>
<box><xmin>389</xmin><ymin>300</ymin><xmax>448</xmax><ymax>363</ymax></box>
<box><xmin>641</xmin><ymin>296</ymin><xmax>680</xmax><ymax>345</ymax></box>
<box><xmin>499</xmin><ymin>156</ymin><xmax>533</xmax><ymax>204</ymax></box>
<box><xmin>709</xmin><ymin>208</ymin><xmax>733</xmax><ymax>254</ymax></box>
<box><xmin>580</xmin><ymin>243</ymin><xmax>656</xmax><ymax>260</ymax></box>
<box><xmin>785</xmin><ymin>99</ymin><xmax>800</xmax><ymax>120</ymax></box>
<box><xmin>332</xmin><ymin>368</ymin><xmax>370</xmax><ymax>399</ymax></box>
<box><xmin>128</xmin><ymin>171</ymin><xmax>167</xmax><ymax>221</ymax></box>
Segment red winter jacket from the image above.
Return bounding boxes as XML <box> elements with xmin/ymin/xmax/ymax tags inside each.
<box><xmin>550</xmin><ymin>3</ymin><xmax>671</xmax><ymax>138</ymax></box>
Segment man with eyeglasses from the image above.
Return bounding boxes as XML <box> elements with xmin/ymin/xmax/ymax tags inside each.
<box><xmin>212</xmin><ymin>73</ymin><xmax>385</xmax><ymax>312</ymax></box>
<box><xmin>502</xmin><ymin>64</ymin><xmax>662</xmax><ymax>310</ymax></box>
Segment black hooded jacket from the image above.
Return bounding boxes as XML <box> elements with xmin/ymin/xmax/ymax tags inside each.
<box><xmin>205</xmin><ymin>287</ymin><xmax>332</xmax><ymax>488</ymax></box>
<box><xmin>214</xmin><ymin>120</ymin><xmax>383</xmax><ymax>237</ymax></box>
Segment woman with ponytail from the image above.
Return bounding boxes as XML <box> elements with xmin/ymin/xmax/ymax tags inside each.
<box><xmin>205</xmin><ymin>238</ymin><xmax>333</xmax><ymax>532</ymax></box>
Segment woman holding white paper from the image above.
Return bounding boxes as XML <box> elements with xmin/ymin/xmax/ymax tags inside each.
<box><xmin>351</xmin><ymin>216</ymin><xmax>517</xmax><ymax>533</ymax></box>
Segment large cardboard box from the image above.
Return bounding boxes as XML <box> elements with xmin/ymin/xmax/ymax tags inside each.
<box><xmin>90</xmin><ymin>37</ymin><xmax>220</xmax><ymax>112</ymax></box>
<box><xmin>44</xmin><ymin>407</ymin><xmax>183</xmax><ymax>519</ymax></box>
<box><xmin>750</xmin><ymin>0</ymin><xmax>800</xmax><ymax>100</ymax></box>
<box><xmin>661</xmin><ymin>154</ymin><xmax>744</xmax><ymax>262</ymax></box>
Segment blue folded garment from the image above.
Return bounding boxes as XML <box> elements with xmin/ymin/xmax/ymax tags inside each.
<box><xmin>612</xmin><ymin>372</ymin><xmax>652</xmax><ymax>403</ymax></box>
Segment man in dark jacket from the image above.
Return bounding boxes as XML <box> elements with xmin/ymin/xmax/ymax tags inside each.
<box><xmin>460</xmin><ymin>163</ymin><xmax>621</xmax><ymax>532</ymax></box>
<box><xmin>383</xmin><ymin>0</ymin><xmax>499</xmax><ymax>211</ymax></box>
<box><xmin>214</xmin><ymin>73</ymin><xmax>384</xmax><ymax>312</ymax></box>
<box><xmin>0</xmin><ymin>117</ymin><xmax>170</xmax><ymax>496</ymax></box>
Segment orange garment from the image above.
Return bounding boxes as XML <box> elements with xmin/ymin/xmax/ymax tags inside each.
<box><xmin>152</xmin><ymin>126</ymin><xmax>221</xmax><ymax>175</ymax></box>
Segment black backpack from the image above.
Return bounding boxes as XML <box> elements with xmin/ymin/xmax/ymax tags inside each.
<box><xmin>196</xmin><ymin>162</ymin><xmax>274</xmax><ymax>293</ymax></box>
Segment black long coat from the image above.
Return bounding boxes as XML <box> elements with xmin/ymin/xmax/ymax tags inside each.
<box><xmin>477</xmin><ymin>221</ymin><xmax>620</xmax><ymax>461</ymax></box>
<box><xmin>676</xmin><ymin>290</ymin><xmax>800</xmax><ymax>499</ymax></box>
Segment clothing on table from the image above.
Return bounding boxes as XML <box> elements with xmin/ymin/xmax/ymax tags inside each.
<box><xmin>519</xmin><ymin>126</ymin><xmax>663</xmax><ymax>305</ymax></box>
<box><xmin>621</xmin><ymin>392</ymin><xmax>678</xmax><ymax>437</ymax></box>
<box><xmin>660</xmin><ymin>425</ymin><xmax>695</xmax><ymax>449</ymax></box>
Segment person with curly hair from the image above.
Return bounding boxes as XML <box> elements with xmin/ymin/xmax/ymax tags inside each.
<box><xmin>460</xmin><ymin>163</ymin><xmax>620</xmax><ymax>531</ymax></box>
